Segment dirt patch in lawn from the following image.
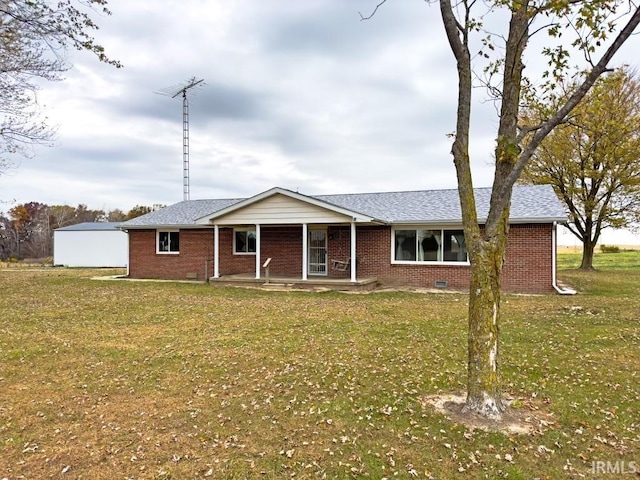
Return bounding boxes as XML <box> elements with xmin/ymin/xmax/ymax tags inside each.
<box><xmin>421</xmin><ymin>394</ymin><xmax>555</xmax><ymax>435</ymax></box>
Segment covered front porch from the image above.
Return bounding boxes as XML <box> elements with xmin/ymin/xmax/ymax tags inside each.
<box><xmin>210</xmin><ymin>222</ymin><xmax>362</xmax><ymax>282</ymax></box>
<box><xmin>195</xmin><ymin>188</ymin><xmax>384</xmax><ymax>285</ymax></box>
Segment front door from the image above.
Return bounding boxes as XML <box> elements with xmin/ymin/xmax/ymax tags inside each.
<box><xmin>308</xmin><ymin>230</ymin><xmax>327</xmax><ymax>275</ymax></box>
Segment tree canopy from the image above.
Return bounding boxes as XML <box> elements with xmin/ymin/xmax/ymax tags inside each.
<box><xmin>0</xmin><ymin>0</ymin><xmax>120</xmax><ymax>176</ymax></box>
<box><xmin>522</xmin><ymin>68</ymin><xmax>640</xmax><ymax>269</ymax></box>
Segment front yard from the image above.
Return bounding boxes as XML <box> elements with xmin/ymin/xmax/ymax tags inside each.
<box><xmin>0</xmin><ymin>253</ymin><xmax>638</xmax><ymax>478</ymax></box>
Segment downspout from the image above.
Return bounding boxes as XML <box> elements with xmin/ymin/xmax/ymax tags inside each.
<box><xmin>552</xmin><ymin>221</ymin><xmax>576</xmax><ymax>295</ymax></box>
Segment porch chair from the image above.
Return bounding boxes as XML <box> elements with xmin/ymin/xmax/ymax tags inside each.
<box><xmin>331</xmin><ymin>258</ymin><xmax>351</xmax><ymax>271</ymax></box>
<box><xmin>331</xmin><ymin>256</ymin><xmax>361</xmax><ymax>271</ymax></box>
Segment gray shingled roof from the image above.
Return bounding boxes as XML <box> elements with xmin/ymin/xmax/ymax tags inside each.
<box><xmin>121</xmin><ymin>185</ymin><xmax>566</xmax><ymax>227</ymax></box>
<box><xmin>315</xmin><ymin>185</ymin><xmax>566</xmax><ymax>223</ymax></box>
<box><xmin>121</xmin><ymin>198</ymin><xmax>242</xmax><ymax>227</ymax></box>
<box><xmin>55</xmin><ymin>222</ymin><xmax>123</xmax><ymax>231</ymax></box>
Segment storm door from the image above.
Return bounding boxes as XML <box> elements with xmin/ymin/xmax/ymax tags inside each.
<box><xmin>308</xmin><ymin>230</ymin><xmax>327</xmax><ymax>275</ymax></box>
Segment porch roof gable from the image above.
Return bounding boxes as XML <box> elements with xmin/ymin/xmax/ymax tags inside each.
<box><xmin>194</xmin><ymin>187</ymin><xmax>379</xmax><ymax>225</ymax></box>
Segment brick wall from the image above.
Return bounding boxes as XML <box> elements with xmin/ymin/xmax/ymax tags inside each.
<box><xmin>128</xmin><ymin>227</ymin><xmax>305</xmax><ymax>280</ymax></box>
<box><xmin>324</xmin><ymin>224</ymin><xmax>553</xmax><ymax>293</ymax></box>
<box><xmin>501</xmin><ymin>224</ymin><xmax>554</xmax><ymax>293</ymax></box>
<box><xmin>128</xmin><ymin>229</ymin><xmax>214</xmax><ymax>281</ymax></box>
<box><xmin>217</xmin><ymin>228</ymin><xmax>254</xmax><ymax>275</ymax></box>
<box><xmin>127</xmin><ymin>223</ymin><xmax>555</xmax><ymax>293</ymax></box>
<box><xmin>262</xmin><ymin>227</ymin><xmax>303</xmax><ymax>276</ymax></box>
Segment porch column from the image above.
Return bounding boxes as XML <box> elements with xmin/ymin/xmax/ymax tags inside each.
<box><xmin>255</xmin><ymin>223</ymin><xmax>261</xmax><ymax>279</ymax></box>
<box><xmin>302</xmin><ymin>223</ymin><xmax>308</xmax><ymax>280</ymax></box>
<box><xmin>350</xmin><ymin>221</ymin><xmax>357</xmax><ymax>283</ymax></box>
<box><xmin>213</xmin><ymin>225</ymin><xmax>220</xmax><ymax>278</ymax></box>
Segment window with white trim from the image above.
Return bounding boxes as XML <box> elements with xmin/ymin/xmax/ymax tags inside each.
<box><xmin>157</xmin><ymin>230</ymin><xmax>180</xmax><ymax>254</ymax></box>
<box><xmin>234</xmin><ymin>229</ymin><xmax>256</xmax><ymax>254</ymax></box>
<box><xmin>393</xmin><ymin>228</ymin><xmax>467</xmax><ymax>263</ymax></box>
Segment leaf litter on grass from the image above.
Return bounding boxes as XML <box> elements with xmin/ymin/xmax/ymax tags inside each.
<box><xmin>0</xmin><ymin>261</ymin><xmax>639</xmax><ymax>478</ymax></box>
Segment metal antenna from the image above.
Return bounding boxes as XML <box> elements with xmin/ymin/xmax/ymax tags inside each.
<box><xmin>156</xmin><ymin>77</ymin><xmax>205</xmax><ymax>201</ymax></box>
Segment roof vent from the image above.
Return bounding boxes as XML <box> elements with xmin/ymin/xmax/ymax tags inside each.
<box><xmin>435</xmin><ymin>280</ymin><xmax>448</xmax><ymax>288</ymax></box>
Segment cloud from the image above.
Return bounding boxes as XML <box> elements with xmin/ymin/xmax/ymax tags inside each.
<box><xmin>2</xmin><ymin>0</ymin><xmax>632</xmax><ymax>215</ymax></box>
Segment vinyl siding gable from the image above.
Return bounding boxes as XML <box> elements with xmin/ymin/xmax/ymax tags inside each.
<box><xmin>213</xmin><ymin>193</ymin><xmax>352</xmax><ymax>225</ymax></box>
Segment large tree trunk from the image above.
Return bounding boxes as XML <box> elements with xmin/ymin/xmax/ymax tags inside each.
<box><xmin>580</xmin><ymin>237</ymin><xmax>596</xmax><ymax>270</ymax></box>
<box><xmin>463</xmin><ymin>214</ymin><xmax>509</xmax><ymax>418</ymax></box>
<box><xmin>459</xmin><ymin>0</ymin><xmax>527</xmax><ymax>419</ymax></box>
<box><xmin>578</xmin><ymin>217</ymin><xmax>597</xmax><ymax>270</ymax></box>
<box><xmin>439</xmin><ymin>0</ymin><xmax>514</xmax><ymax>420</ymax></box>
<box><xmin>436</xmin><ymin>0</ymin><xmax>640</xmax><ymax>421</ymax></box>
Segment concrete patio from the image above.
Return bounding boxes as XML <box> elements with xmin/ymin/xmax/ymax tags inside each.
<box><xmin>209</xmin><ymin>273</ymin><xmax>378</xmax><ymax>291</ymax></box>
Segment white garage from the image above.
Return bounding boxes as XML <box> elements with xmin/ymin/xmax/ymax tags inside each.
<box><xmin>53</xmin><ymin>222</ymin><xmax>128</xmax><ymax>267</ymax></box>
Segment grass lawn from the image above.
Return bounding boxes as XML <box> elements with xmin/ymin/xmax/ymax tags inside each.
<box><xmin>0</xmin><ymin>254</ymin><xmax>639</xmax><ymax>479</ymax></box>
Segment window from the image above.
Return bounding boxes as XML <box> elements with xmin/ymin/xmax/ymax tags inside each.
<box><xmin>393</xmin><ymin>228</ymin><xmax>467</xmax><ymax>263</ymax></box>
<box><xmin>234</xmin><ymin>229</ymin><xmax>256</xmax><ymax>254</ymax></box>
<box><xmin>157</xmin><ymin>230</ymin><xmax>179</xmax><ymax>254</ymax></box>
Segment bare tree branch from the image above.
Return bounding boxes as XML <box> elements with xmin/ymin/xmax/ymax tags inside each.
<box><xmin>359</xmin><ymin>0</ymin><xmax>389</xmax><ymax>20</ymax></box>
<box><xmin>0</xmin><ymin>0</ymin><xmax>119</xmax><ymax>176</ymax></box>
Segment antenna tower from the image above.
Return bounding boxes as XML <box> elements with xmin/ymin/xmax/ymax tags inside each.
<box><xmin>157</xmin><ymin>77</ymin><xmax>205</xmax><ymax>201</ymax></box>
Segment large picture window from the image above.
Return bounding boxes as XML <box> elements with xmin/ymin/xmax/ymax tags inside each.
<box><xmin>234</xmin><ymin>229</ymin><xmax>257</xmax><ymax>254</ymax></box>
<box><xmin>394</xmin><ymin>228</ymin><xmax>467</xmax><ymax>263</ymax></box>
<box><xmin>157</xmin><ymin>230</ymin><xmax>179</xmax><ymax>254</ymax></box>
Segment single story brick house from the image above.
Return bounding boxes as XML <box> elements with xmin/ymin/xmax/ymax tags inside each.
<box><xmin>119</xmin><ymin>184</ymin><xmax>567</xmax><ymax>293</ymax></box>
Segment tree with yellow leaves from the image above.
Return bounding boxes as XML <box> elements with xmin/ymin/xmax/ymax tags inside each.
<box><xmin>522</xmin><ymin>68</ymin><xmax>640</xmax><ymax>269</ymax></box>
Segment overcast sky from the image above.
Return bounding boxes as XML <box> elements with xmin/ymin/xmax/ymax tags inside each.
<box><xmin>1</xmin><ymin>0</ymin><xmax>639</xmax><ymax>242</ymax></box>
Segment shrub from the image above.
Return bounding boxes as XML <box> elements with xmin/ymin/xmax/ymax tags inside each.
<box><xmin>600</xmin><ymin>244</ymin><xmax>620</xmax><ymax>253</ymax></box>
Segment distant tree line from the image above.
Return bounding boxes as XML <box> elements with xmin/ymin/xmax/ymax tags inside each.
<box><xmin>0</xmin><ymin>203</ymin><xmax>161</xmax><ymax>260</ymax></box>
